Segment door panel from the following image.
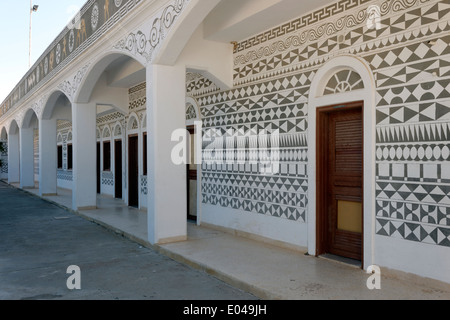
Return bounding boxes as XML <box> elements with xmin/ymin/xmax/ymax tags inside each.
<box><xmin>316</xmin><ymin>103</ymin><xmax>363</xmax><ymax>263</ymax></box>
<box><xmin>327</xmin><ymin>108</ymin><xmax>363</xmax><ymax>261</ymax></box>
<box><xmin>128</xmin><ymin>135</ymin><xmax>139</xmax><ymax>208</ymax></box>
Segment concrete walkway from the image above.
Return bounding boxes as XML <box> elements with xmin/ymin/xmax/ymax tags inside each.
<box><xmin>9</xmin><ymin>182</ymin><xmax>450</xmax><ymax>300</ymax></box>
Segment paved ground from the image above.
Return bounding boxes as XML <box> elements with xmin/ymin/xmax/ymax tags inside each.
<box><xmin>0</xmin><ymin>183</ymin><xmax>257</xmax><ymax>300</ymax></box>
<box><xmin>2</xmin><ymin>181</ymin><xmax>450</xmax><ymax>301</ymax></box>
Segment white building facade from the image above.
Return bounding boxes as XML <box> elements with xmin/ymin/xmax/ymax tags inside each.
<box><xmin>0</xmin><ymin>0</ymin><xmax>449</xmax><ymax>284</ymax></box>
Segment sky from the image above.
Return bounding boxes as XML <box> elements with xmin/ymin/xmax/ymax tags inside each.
<box><xmin>0</xmin><ymin>0</ymin><xmax>88</xmax><ymax>103</ymax></box>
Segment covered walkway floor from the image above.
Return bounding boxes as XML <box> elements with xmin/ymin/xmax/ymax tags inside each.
<box><xmin>6</xmin><ymin>181</ymin><xmax>450</xmax><ymax>300</ymax></box>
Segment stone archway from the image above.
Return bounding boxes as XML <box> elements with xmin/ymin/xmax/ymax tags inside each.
<box><xmin>40</xmin><ymin>90</ymin><xmax>72</xmax><ymax>198</ymax></box>
<box><xmin>20</xmin><ymin>108</ymin><xmax>40</xmax><ymax>189</ymax></box>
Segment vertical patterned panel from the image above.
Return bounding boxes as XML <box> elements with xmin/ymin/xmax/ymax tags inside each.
<box><xmin>34</xmin><ymin>129</ymin><xmax>39</xmax><ymax>178</ymax></box>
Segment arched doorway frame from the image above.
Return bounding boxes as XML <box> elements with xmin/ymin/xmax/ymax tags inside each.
<box><xmin>307</xmin><ymin>55</ymin><xmax>376</xmax><ymax>270</ymax></box>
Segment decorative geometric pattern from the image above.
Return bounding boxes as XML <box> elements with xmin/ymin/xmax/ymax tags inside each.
<box><xmin>130</xmin><ymin>118</ymin><xmax>139</xmax><ymax>130</ymax></box>
<box><xmin>377</xmin><ymin>162</ymin><xmax>450</xmax><ymax>183</ymax></box>
<box><xmin>1</xmin><ymin>161</ymin><xmax>7</xmax><ymax>174</ymax></box>
<box><xmin>129</xmin><ymin>83</ymin><xmax>147</xmax><ymax>112</ymax></box>
<box><xmin>234</xmin><ymin>0</ymin><xmax>373</xmax><ymax>53</ymax></box>
<box><xmin>202</xmin><ymin>183</ymin><xmax>307</xmax><ymax>208</ymax></box>
<box><xmin>202</xmin><ymin>193</ymin><xmax>306</xmax><ymax>222</ymax></box>
<box><xmin>114</xmin><ymin>125</ymin><xmax>122</xmax><ymax>137</ymax></box>
<box><xmin>141</xmin><ymin>176</ymin><xmax>148</xmax><ymax>195</ymax></box>
<box><xmin>103</xmin><ymin>127</ymin><xmax>111</xmax><ymax>138</ymax></box>
<box><xmin>376</xmin><ymin>144</ymin><xmax>450</xmax><ymax>162</ymax></box>
<box><xmin>57</xmin><ymin>170</ymin><xmax>73</xmax><ymax>182</ymax></box>
<box><xmin>376</xmin><ymin>181</ymin><xmax>450</xmax><ymax>205</ymax></box>
<box><xmin>0</xmin><ymin>141</ymin><xmax>7</xmax><ymax>174</ymax></box>
<box><xmin>376</xmin><ymin>219</ymin><xmax>450</xmax><ymax>247</ymax></box>
<box><xmin>102</xmin><ymin>172</ymin><xmax>114</xmax><ymax>186</ymax></box>
<box><xmin>376</xmin><ymin>79</ymin><xmax>450</xmax><ymax>107</ymax></box>
<box><xmin>186</xmin><ymin>103</ymin><xmax>197</xmax><ymax>120</ymax></box>
<box><xmin>198</xmin><ymin>69</ymin><xmax>311</xmax><ymax>221</ymax></box>
<box><xmin>232</xmin><ymin>0</ymin><xmax>450</xmax><ymax>87</ymax></box>
<box><xmin>57</xmin><ymin>120</ymin><xmax>72</xmax><ymax>131</ymax></box>
<box><xmin>57</xmin><ymin>65</ymin><xmax>90</xmax><ymax>102</ymax></box>
<box><xmin>376</xmin><ymin>101</ymin><xmax>450</xmax><ymax>125</ymax></box>
<box><xmin>376</xmin><ymin>121</ymin><xmax>450</xmax><ymax>143</ymax></box>
<box><xmin>113</xmin><ymin>0</ymin><xmax>191</xmax><ymax>64</ymax></box>
<box><xmin>376</xmin><ymin>58</ymin><xmax>450</xmax><ymax>88</ymax></box>
<box><xmin>199</xmin><ymin>73</ymin><xmax>314</xmax><ymax>117</ymax></box>
<box><xmin>0</xmin><ymin>141</ymin><xmax>7</xmax><ymax>156</ymax></box>
<box><xmin>365</xmin><ymin>36</ymin><xmax>450</xmax><ymax>70</ymax></box>
<box><xmin>186</xmin><ymin>73</ymin><xmax>219</xmax><ymax>96</ymax></box>
<box><xmin>34</xmin><ymin>129</ymin><xmax>39</xmax><ymax>176</ymax></box>
<box><xmin>233</xmin><ymin>47</ymin><xmax>321</xmax><ymax>82</ymax></box>
<box><xmin>91</xmin><ymin>4</ymin><xmax>100</xmax><ymax>31</ymax></box>
<box><xmin>377</xmin><ymin>200</ymin><xmax>450</xmax><ymax>225</ymax></box>
<box><xmin>202</xmin><ymin>104</ymin><xmax>307</xmax><ymax>132</ymax></box>
<box><xmin>97</xmin><ymin>112</ymin><xmax>124</xmax><ymax>125</ymax></box>
<box><xmin>323</xmin><ymin>69</ymin><xmax>364</xmax><ymax>95</ymax></box>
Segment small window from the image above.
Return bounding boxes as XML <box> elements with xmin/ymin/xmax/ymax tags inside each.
<box><xmin>103</xmin><ymin>141</ymin><xmax>111</xmax><ymax>171</ymax></box>
<box><xmin>57</xmin><ymin>145</ymin><xmax>63</xmax><ymax>169</ymax></box>
<box><xmin>67</xmin><ymin>144</ymin><xmax>73</xmax><ymax>170</ymax></box>
<box><xmin>143</xmin><ymin>133</ymin><xmax>147</xmax><ymax>176</ymax></box>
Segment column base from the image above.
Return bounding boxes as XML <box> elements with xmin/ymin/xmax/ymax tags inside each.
<box><xmin>157</xmin><ymin>235</ymin><xmax>188</xmax><ymax>245</ymax></box>
<box><xmin>77</xmin><ymin>206</ymin><xmax>98</xmax><ymax>211</ymax></box>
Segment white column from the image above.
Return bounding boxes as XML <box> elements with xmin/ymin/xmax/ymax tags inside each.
<box><xmin>8</xmin><ymin>132</ymin><xmax>20</xmax><ymax>183</ymax></box>
<box><xmin>39</xmin><ymin>118</ymin><xmax>57</xmax><ymax>196</ymax></box>
<box><xmin>147</xmin><ymin>64</ymin><xmax>187</xmax><ymax>244</ymax></box>
<box><xmin>72</xmin><ymin>102</ymin><xmax>97</xmax><ymax>210</ymax></box>
<box><xmin>20</xmin><ymin>127</ymin><xmax>35</xmax><ymax>188</ymax></box>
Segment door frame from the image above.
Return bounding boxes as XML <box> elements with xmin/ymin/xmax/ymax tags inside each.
<box><xmin>307</xmin><ymin>55</ymin><xmax>376</xmax><ymax>270</ymax></box>
<box><xmin>316</xmin><ymin>102</ymin><xmax>364</xmax><ymax>265</ymax></box>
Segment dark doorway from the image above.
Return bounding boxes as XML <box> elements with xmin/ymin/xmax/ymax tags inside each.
<box><xmin>128</xmin><ymin>135</ymin><xmax>139</xmax><ymax>208</ymax></box>
<box><xmin>317</xmin><ymin>102</ymin><xmax>363</xmax><ymax>263</ymax></box>
<box><xmin>187</xmin><ymin>126</ymin><xmax>197</xmax><ymax>221</ymax></box>
<box><xmin>115</xmin><ymin>140</ymin><xmax>123</xmax><ymax>199</ymax></box>
<box><xmin>97</xmin><ymin>142</ymin><xmax>101</xmax><ymax>194</ymax></box>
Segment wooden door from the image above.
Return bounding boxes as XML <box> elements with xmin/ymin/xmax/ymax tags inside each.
<box><xmin>128</xmin><ymin>135</ymin><xmax>139</xmax><ymax>208</ymax></box>
<box><xmin>317</xmin><ymin>103</ymin><xmax>363</xmax><ymax>262</ymax></box>
<box><xmin>115</xmin><ymin>140</ymin><xmax>122</xmax><ymax>199</ymax></box>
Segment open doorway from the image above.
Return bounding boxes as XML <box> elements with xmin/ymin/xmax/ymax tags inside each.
<box><xmin>128</xmin><ymin>134</ymin><xmax>139</xmax><ymax>208</ymax></box>
<box><xmin>115</xmin><ymin>139</ymin><xmax>123</xmax><ymax>199</ymax></box>
<box><xmin>187</xmin><ymin>126</ymin><xmax>197</xmax><ymax>221</ymax></box>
